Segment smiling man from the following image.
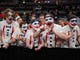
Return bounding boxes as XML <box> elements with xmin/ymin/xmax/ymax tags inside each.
<box><xmin>61</xmin><ymin>16</ymin><xmax>80</xmax><ymax>48</ymax></box>
<box><xmin>34</xmin><ymin>16</ymin><xmax>73</xmax><ymax>48</ymax></box>
<box><xmin>0</xmin><ymin>10</ymin><xmax>15</xmax><ymax>48</ymax></box>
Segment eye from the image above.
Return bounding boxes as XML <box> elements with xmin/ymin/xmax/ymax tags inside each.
<box><xmin>49</xmin><ymin>18</ymin><xmax>52</xmax><ymax>20</ymax></box>
<box><xmin>74</xmin><ymin>20</ymin><xmax>77</xmax><ymax>22</ymax></box>
<box><xmin>71</xmin><ymin>20</ymin><xmax>74</xmax><ymax>22</ymax></box>
<box><xmin>71</xmin><ymin>20</ymin><xmax>77</xmax><ymax>23</ymax></box>
<box><xmin>34</xmin><ymin>23</ymin><xmax>37</xmax><ymax>25</ymax></box>
<box><xmin>8</xmin><ymin>16</ymin><xmax>13</xmax><ymax>20</ymax></box>
<box><xmin>23</xmin><ymin>26</ymin><xmax>26</xmax><ymax>28</ymax></box>
<box><xmin>45</xmin><ymin>19</ymin><xmax>48</xmax><ymax>21</ymax></box>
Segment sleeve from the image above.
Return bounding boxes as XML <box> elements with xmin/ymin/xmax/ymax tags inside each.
<box><xmin>62</xmin><ymin>26</ymin><xmax>66</xmax><ymax>33</ymax></box>
<box><xmin>54</xmin><ymin>24</ymin><xmax>63</xmax><ymax>33</ymax></box>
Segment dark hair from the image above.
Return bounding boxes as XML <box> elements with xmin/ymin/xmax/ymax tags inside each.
<box><xmin>45</xmin><ymin>12</ymin><xmax>53</xmax><ymax>18</ymax></box>
<box><xmin>58</xmin><ymin>18</ymin><xmax>65</xmax><ymax>21</ymax></box>
<box><xmin>39</xmin><ymin>13</ymin><xmax>44</xmax><ymax>18</ymax></box>
<box><xmin>67</xmin><ymin>15</ymin><xmax>77</xmax><ymax>21</ymax></box>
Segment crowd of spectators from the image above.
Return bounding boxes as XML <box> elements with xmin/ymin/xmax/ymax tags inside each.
<box><xmin>0</xmin><ymin>0</ymin><xmax>80</xmax><ymax>25</ymax></box>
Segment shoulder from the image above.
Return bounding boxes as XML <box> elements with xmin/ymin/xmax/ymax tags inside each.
<box><xmin>12</xmin><ymin>21</ymin><xmax>18</xmax><ymax>25</ymax></box>
<box><xmin>54</xmin><ymin>24</ymin><xmax>62</xmax><ymax>28</ymax></box>
<box><xmin>0</xmin><ymin>20</ymin><xmax>7</xmax><ymax>28</ymax></box>
<box><xmin>27</xmin><ymin>29</ymin><xmax>34</xmax><ymax>35</ymax></box>
<box><xmin>62</xmin><ymin>25</ymin><xmax>69</xmax><ymax>29</ymax></box>
<box><xmin>54</xmin><ymin>24</ymin><xmax>62</xmax><ymax>32</ymax></box>
<box><xmin>75</xmin><ymin>25</ymin><xmax>80</xmax><ymax>29</ymax></box>
<box><xmin>0</xmin><ymin>20</ymin><xmax>6</xmax><ymax>24</ymax></box>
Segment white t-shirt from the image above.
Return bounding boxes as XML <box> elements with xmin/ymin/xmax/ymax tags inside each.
<box><xmin>42</xmin><ymin>24</ymin><xmax>62</xmax><ymax>38</ymax></box>
<box><xmin>42</xmin><ymin>23</ymin><xmax>62</xmax><ymax>48</ymax></box>
<box><xmin>13</xmin><ymin>21</ymin><xmax>19</xmax><ymax>30</ymax></box>
<box><xmin>0</xmin><ymin>20</ymin><xmax>7</xmax><ymax>30</ymax></box>
<box><xmin>62</xmin><ymin>25</ymin><xmax>80</xmax><ymax>48</ymax></box>
<box><xmin>62</xmin><ymin>25</ymin><xmax>80</xmax><ymax>35</ymax></box>
<box><xmin>0</xmin><ymin>20</ymin><xmax>15</xmax><ymax>30</ymax></box>
<box><xmin>25</xmin><ymin>29</ymin><xmax>34</xmax><ymax>40</ymax></box>
<box><xmin>12</xmin><ymin>27</ymin><xmax>28</xmax><ymax>40</ymax></box>
<box><xmin>12</xmin><ymin>27</ymin><xmax>21</xmax><ymax>39</ymax></box>
<box><xmin>25</xmin><ymin>28</ymin><xmax>43</xmax><ymax>47</ymax></box>
<box><xmin>0</xmin><ymin>20</ymin><xmax>15</xmax><ymax>44</ymax></box>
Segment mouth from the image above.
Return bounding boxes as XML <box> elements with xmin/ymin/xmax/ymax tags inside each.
<box><xmin>8</xmin><ymin>18</ymin><xmax>13</xmax><ymax>21</ymax></box>
<box><xmin>46</xmin><ymin>22</ymin><xmax>53</xmax><ymax>26</ymax></box>
<box><xmin>71</xmin><ymin>24</ymin><xmax>77</xmax><ymax>26</ymax></box>
<box><xmin>34</xmin><ymin>26</ymin><xmax>39</xmax><ymax>28</ymax></box>
<box><xmin>24</xmin><ymin>30</ymin><xmax>27</xmax><ymax>32</ymax></box>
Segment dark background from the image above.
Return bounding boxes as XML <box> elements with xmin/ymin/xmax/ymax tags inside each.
<box><xmin>0</xmin><ymin>46</ymin><xmax>80</xmax><ymax>60</ymax></box>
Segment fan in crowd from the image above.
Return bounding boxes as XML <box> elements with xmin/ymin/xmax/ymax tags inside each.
<box><xmin>0</xmin><ymin>8</ymin><xmax>80</xmax><ymax>50</ymax></box>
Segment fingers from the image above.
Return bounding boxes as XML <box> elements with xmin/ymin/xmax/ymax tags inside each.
<box><xmin>35</xmin><ymin>47</ymin><xmax>40</xmax><ymax>51</ymax></box>
<box><xmin>17</xmin><ymin>35</ymin><xmax>22</xmax><ymax>40</ymax></box>
<box><xmin>3</xmin><ymin>44</ymin><xmax>9</xmax><ymax>49</ymax></box>
<box><xmin>40</xmin><ymin>25</ymin><xmax>44</xmax><ymax>29</ymax></box>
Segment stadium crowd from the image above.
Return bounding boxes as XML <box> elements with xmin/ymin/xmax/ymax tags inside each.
<box><xmin>0</xmin><ymin>8</ymin><xmax>80</xmax><ymax>51</ymax></box>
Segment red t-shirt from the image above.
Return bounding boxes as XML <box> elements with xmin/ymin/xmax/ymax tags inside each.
<box><xmin>0</xmin><ymin>14</ymin><xmax>4</xmax><ymax>19</ymax></box>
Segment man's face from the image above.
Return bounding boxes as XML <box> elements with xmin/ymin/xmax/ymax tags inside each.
<box><xmin>69</xmin><ymin>18</ymin><xmax>78</xmax><ymax>28</ymax></box>
<box><xmin>45</xmin><ymin>17</ymin><xmax>54</xmax><ymax>27</ymax></box>
<box><xmin>58</xmin><ymin>20</ymin><xmax>65</xmax><ymax>27</ymax></box>
<box><xmin>21</xmin><ymin>24</ymin><xmax>28</xmax><ymax>33</ymax></box>
<box><xmin>6</xmin><ymin>16</ymin><xmax>13</xmax><ymax>24</ymax></box>
<box><xmin>18</xmin><ymin>18</ymin><xmax>23</xmax><ymax>24</ymax></box>
<box><xmin>32</xmin><ymin>21</ymin><xmax>40</xmax><ymax>30</ymax></box>
<box><xmin>39</xmin><ymin>16</ymin><xmax>45</xmax><ymax>22</ymax></box>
